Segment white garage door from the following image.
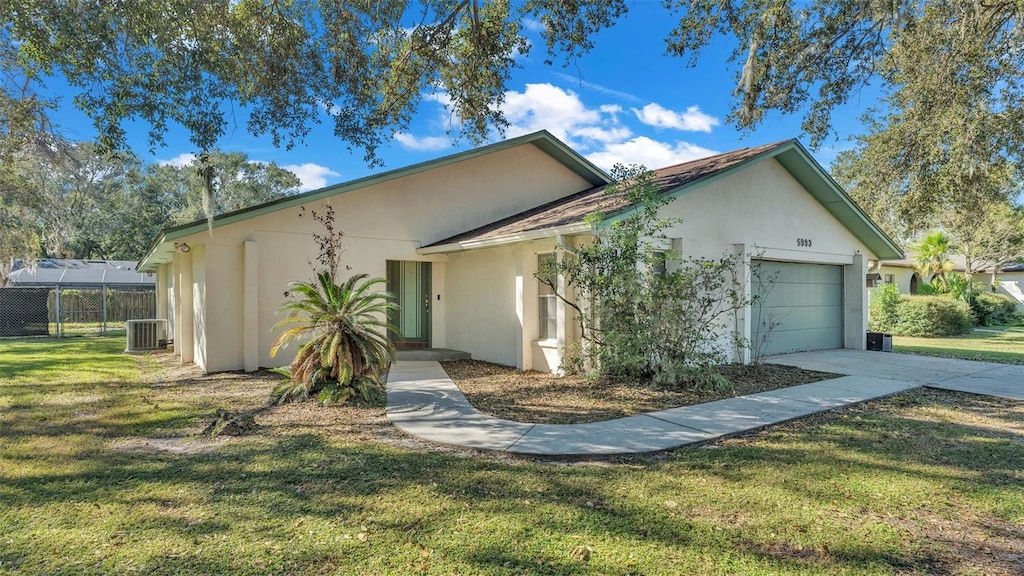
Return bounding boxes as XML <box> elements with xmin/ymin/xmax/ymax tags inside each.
<box><xmin>752</xmin><ymin>261</ymin><xmax>844</xmax><ymax>356</ymax></box>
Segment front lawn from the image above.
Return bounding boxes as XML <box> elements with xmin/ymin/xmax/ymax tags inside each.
<box><xmin>2</xmin><ymin>336</ymin><xmax>1023</xmax><ymax>575</ymax></box>
<box><xmin>894</xmin><ymin>330</ymin><xmax>1024</xmax><ymax>364</ymax></box>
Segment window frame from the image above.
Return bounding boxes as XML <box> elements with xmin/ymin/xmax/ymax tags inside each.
<box><xmin>537</xmin><ymin>253</ymin><xmax>557</xmax><ymax>341</ymax></box>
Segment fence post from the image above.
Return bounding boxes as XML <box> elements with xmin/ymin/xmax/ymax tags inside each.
<box><xmin>102</xmin><ymin>284</ymin><xmax>108</xmax><ymax>335</ymax></box>
<box><xmin>55</xmin><ymin>286</ymin><xmax>62</xmax><ymax>338</ymax></box>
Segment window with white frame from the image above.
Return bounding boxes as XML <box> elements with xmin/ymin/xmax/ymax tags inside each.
<box><xmin>538</xmin><ymin>253</ymin><xmax>557</xmax><ymax>340</ymax></box>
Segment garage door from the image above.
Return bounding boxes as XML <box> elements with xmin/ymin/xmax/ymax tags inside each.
<box><xmin>751</xmin><ymin>261</ymin><xmax>844</xmax><ymax>356</ymax></box>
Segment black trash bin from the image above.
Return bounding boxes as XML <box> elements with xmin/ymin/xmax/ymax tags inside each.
<box><xmin>866</xmin><ymin>332</ymin><xmax>893</xmax><ymax>352</ymax></box>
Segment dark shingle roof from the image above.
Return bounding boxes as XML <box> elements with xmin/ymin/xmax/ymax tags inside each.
<box><xmin>427</xmin><ymin>141</ymin><xmax>790</xmax><ymax>247</ymax></box>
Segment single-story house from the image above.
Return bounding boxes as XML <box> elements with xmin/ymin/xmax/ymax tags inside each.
<box><xmin>137</xmin><ymin>130</ymin><xmax>902</xmax><ymax>373</ymax></box>
<box><xmin>997</xmin><ymin>263</ymin><xmax>1024</xmax><ymax>306</ymax></box>
<box><xmin>877</xmin><ymin>256</ymin><xmax>1024</xmax><ymax>307</ymax></box>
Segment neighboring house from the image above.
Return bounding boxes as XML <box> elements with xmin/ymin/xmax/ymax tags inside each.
<box><xmin>137</xmin><ymin>131</ymin><xmax>902</xmax><ymax>373</ymax></box>
<box><xmin>877</xmin><ymin>256</ymin><xmax>1024</xmax><ymax>306</ymax></box>
<box><xmin>877</xmin><ymin>255</ymin><xmax>991</xmax><ymax>295</ymax></box>
<box><xmin>994</xmin><ymin>263</ymin><xmax>1024</xmax><ymax>306</ymax></box>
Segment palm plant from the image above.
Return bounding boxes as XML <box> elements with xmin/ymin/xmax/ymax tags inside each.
<box><xmin>269</xmin><ymin>271</ymin><xmax>398</xmax><ymax>405</ymax></box>
<box><xmin>909</xmin><ymin>230</ymin><xmax>954</xmax><ymax>290</ymax></box>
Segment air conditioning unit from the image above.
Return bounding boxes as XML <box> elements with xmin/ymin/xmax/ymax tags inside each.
<box><xmin>126</xmin><ymin>319</ymin><xmax>169</xmax><ymax>352</ymax></box>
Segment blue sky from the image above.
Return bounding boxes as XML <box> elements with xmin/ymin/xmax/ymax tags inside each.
<box><xmin>43</xmin><ymin>3</ymin><xmax>881</xmax><ymax>192</ymax></box>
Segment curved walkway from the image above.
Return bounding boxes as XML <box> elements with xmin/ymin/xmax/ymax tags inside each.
<box><xmin>385</xmin><ymin>348</ymin><xmax>1024</xmax><ymax>456</ymax></box>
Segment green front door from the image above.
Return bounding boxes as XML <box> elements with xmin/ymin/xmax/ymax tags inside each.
<box><xmin>386</xmin><ymin>261</ymin><xmax>431</xmax><ymax>347</ymax></box>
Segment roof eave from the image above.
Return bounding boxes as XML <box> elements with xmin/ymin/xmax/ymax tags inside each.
<box><xmin>772</xmin><ymin>142</ymin><xmax>904</xmax><ymax>260</ymax></box>
<box><xmin>418</xmin><ymin>222</ymin><xmax>593</xmax><ymax>254</ymax></box>
<box><xmin>598</xmin><ymin>140</ymin><xmax>905</xmax><ymax>260</ymax></box>
<box><xmin>136</xmin><ymin>131</ymin><xmax>611</xmax><ymax>269</ymax></box>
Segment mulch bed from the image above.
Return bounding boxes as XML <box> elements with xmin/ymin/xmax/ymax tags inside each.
<box><xmin>441</xmin><ymin>360</ymin><xmax>841</xmax><ymax>424</ymax></box>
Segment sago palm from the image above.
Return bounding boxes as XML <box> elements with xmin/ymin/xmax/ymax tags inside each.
<box><xmin>270</xmin><ymin>272</ymin><xmax>398</xmax><ymax>405</ymax></box>
<box><xmin>910</xmin><ymin>230</ymin><xmax>954</xmax><ymax>290</ymax></box>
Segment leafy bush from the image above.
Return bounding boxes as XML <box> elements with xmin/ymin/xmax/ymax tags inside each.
<box><xmin>552</xmin><ymin>165</ymin><xmax>747</xmax><ymax>387</ymax></box>
<box><xmin>970</xmin><ymin>291</ymin><xmax>1020</xmax><ymax>326</ymax></box>
<box><xmin>944</xmin><ymin>272</ymin><xmax>982</xmax><ymax>302</ymax></box>
<box><xmin>893</xmin><ymin>295</ymin><xmax>974</xmax><ymax>337</ymax></box>
<box><xmin>869</xmin><ymin>283</ymin><xmax>901</xmax><ymax>332</ymax></box>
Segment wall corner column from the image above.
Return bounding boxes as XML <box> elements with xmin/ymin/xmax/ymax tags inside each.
<box><xmin>243</xmin><ymin>240</ymin><xmax>259</xmax><ymax>372</ymax></box>
<box><xmin>554</xmin><ymin>237</ymin><xmax>567</xmax><ymax>373</ymax></box>
<box><xmin>155</xmin><ymin>265</ymin><xmax>168</xmax><ymax>321</ymax></box>
<box><xmin>845</xmin><ymin>252</ymin><xmax>867</xmax><ymax>350</ymax></box>
<box><xmin>734</xmin><ymin>243</ymin><xmax>752</xmax><ymax>365</ymax></box>
<box><xmin>179</xmin><ymin>252</ymin><xmax>194</xmax><ymax>364</ymax></box>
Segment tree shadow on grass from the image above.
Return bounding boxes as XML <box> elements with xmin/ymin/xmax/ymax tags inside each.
<box><xmin>4</xmin><ymin>373</ymin><xmax>1023</xmax><ymax>574</ymax></box>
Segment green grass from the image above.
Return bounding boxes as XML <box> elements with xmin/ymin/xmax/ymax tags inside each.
<box><xmin>894</xmin><ymin>330</ymin><xmax>1024</xmax><ymax>364</ymax></box>
<box><xmin>2</xmin><ymin>337</ymin><xmax>1023</xmax><ymax>575</ymax></box>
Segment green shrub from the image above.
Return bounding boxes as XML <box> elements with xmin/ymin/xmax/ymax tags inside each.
<box><xmin>970</xmin><ymin>291</ymin><xmax>1020</xmax><ymax>326</ymax></box>
<box><xmin>893</xmin><ymin>295</ymin><xmax>974</xmax><ymax>337</ymax></box>
<box><xmin>869</xmin><ymin>283</ymin><xmax>901</xmax><ymax>332</ymax></box>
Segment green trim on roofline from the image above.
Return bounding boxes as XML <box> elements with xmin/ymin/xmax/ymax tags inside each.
<box><xmin>137</xmin><ymin>130</ymin><xmax>611</xmax><ymax>272</ymax></box>
<box><xmin>600</xmin><ymin>140</ymin><xmax>904</xmax><ymax>261</ymax></box>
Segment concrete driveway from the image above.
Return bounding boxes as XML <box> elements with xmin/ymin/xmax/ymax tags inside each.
<box><xmin>769</xmin><ymin>349</ymin><xmax>1024</xmax><ymax>400</ymax></box>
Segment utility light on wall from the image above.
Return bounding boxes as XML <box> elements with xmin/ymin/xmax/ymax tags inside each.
<box><xmin>175</xmin><ymin>242</ymin><xmax>191</xmax><ymax>253</ymax></box>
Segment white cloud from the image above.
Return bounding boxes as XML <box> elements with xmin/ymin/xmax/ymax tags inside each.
<box><xmin>586</xmin><ymin>137</ymin><xmax>718</xmax><ymax>171</ymax></box>
<box><xmin>159</xmin><ymin>153</ymin><xmax>196</xmax><ymax>167</ymax></box>
<box><xmin>573</xmin><ymin>126</ymin><xmax>633</xmax><ymax>144</ymax></box>
<box><xmin>633</xmin><ymin>103</ymin><xmax>720</xmax><ymax>133</ymax></box>
<box><xmin>394</xmin><ymin>132</ymin><xmax>452</xmax><ymax>151</ymax></box>
<box><xmin>502</xmin><ymin>83</ymin><xmax>601</xmax><ymax>142</ymax></box>
<box><xmin>281</xmin><ymin>163</ymin><xmax>340</xmax><ymax>192</ymax></box>
<box><xmin>406</xmin><ymin>82</ymin><xmax>722</xmax><ymax>173</ymax></box>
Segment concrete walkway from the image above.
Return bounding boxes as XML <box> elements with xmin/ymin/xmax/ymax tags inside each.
<box><xmin>771</xmin><ymin>349</ymin><xmax>1024</xmax><ymax>400</ymax></box>
<box><xmin>385</xmin><ymin>353</ymin><xmax>973</xmax><ymax>455</ymax></box>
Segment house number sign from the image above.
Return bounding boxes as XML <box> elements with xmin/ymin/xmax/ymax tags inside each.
<box><xmin>796</xmin><ymin>238</ymin><xmax>813</xmax><ymax>247</ymax></box>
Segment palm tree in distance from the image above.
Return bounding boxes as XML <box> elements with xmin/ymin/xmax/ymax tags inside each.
<box><xmin>909</xmin><ymin>230</ymin><xmax>954</xmax><ymax>291</ymax></box>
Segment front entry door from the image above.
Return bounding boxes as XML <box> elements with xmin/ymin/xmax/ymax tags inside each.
<box><xmin>386</xmin><ymin>261</ymin><xmax>431</xmax><ymax>347</ymax></box>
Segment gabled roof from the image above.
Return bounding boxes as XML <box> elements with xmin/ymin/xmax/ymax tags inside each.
<box><xmin>426</xmin><ymin>141</ymin><xmax>785</xmax><ymax>247</ymax></box>
<box><xmin>883</xmin><ymin>255</ymin><xmax>1024</xmax><ymax>273</ymax></box>
<box><xmin>422</xmin><ymin>140</ymin><xmax>904</xmax><ymax>260</ymax></box>
<box><xmin>137</xmin><ymin>130</ymin><xmax>610</xmax><ymax>272</ymax></box>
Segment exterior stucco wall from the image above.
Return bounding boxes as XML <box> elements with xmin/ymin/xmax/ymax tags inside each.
<box><xmin>657</xmin><ymin>159</ymin><xmax>875</xmax><ymax>261</ymax></box>
<box><xmin>997</xmin><ymin>272</ymin><xmax>1024</xmax><ymax>307</ymax></box>
<box><xmin>877</xmin><ymin>265</ymin><xmax>919</xmax><ymax>294</ymax></box>
<box><xmin>161</xmin><ymin>143</ymin><xmax>592</xmax><ymax>372</ymax></box>
<box><xmin>444</xmin><ymin>243</ymin><xmax>523</xmax><ymax>368</ymax></box>
<box><xmin>444</xmin><ymin>237</ymin><xmax>572</xmax><ymax>371</ymax></box>
<box><xmin>200</xmin><ymin>243</ymin><xmax>244</xmax><ymax>373</ymax></box>
<box><xmin>653</xmin><ymin>159</ymin><xmax>876</xmax><ymax>362</ymax></box>
<box><xmin>191</xmin><ymin>246</ymin><xmax>207</xmax><ymax>371</ymax></box>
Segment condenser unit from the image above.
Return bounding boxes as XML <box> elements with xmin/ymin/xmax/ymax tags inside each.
<box><xmin>125</xmin><ymin>319</ymin><xmax>169</xmax><ymax>352</ymax></box>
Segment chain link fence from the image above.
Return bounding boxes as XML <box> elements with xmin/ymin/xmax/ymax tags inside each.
<box><xmin>0</xmin><ymin>286</ymin><xmax>156</xmax><ymax>338</ymax></box>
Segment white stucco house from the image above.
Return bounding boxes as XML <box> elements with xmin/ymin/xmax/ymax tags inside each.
<box><xmin>877</xmin><ymin>256</ymin><xmax>1024</xmax><ymax>307</ymax></box>
<box><xmin>138</xmin><ymin>131</ymin><xmax>903</xmax><ymax>373</ymax></box>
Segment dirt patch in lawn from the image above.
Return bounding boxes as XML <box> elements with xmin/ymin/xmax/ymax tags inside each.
<box><xmin>116</xmin><ymin>352</ymin><xmax>506</xmax><ymax>459</ymax></box>
<box><xmin>441</xmin><ymin>360</ymin><xmax>841</xmax><ymax>424</ymax></box>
